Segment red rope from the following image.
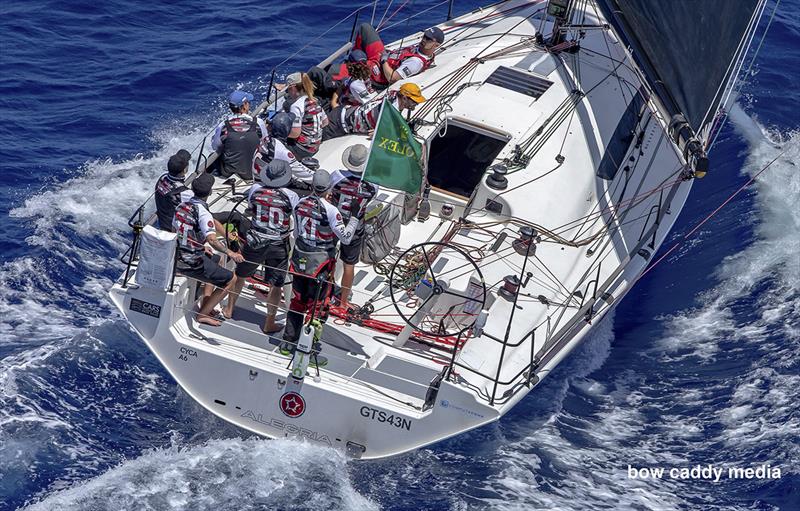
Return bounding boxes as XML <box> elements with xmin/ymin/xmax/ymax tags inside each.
<box><xmin>639</xmin><ymin>148</ymin><xmax>786</xmax><ymax>280</ymax></box>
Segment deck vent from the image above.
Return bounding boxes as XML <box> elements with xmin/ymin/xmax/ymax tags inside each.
<box><xmin>484</xmin><ymin>66</ymin><xmax>553</xmax><ymax>99</ymax></box>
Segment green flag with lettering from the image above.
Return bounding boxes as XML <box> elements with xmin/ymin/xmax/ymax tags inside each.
<box><xmin>363</xmin><ymin>99</ymin><xmax>423</xmax><ymax>194</ymax></box>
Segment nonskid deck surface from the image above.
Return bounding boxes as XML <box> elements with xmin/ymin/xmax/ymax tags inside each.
<box><xmin>183</xmin><ymin>279</ymin><xmax>444</xmax><ymax>405</ymax></box>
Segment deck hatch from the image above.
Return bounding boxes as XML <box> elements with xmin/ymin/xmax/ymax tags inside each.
<box><xmin>484</xmin><ymin>66</ymin><xmax>553</xmax><ymax>99</ymax></box>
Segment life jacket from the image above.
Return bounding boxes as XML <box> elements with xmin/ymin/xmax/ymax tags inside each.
<box><xmin>373</xmin><ymin>45</ymin><xmax>433</xmax><ymax>85</ymax></box>
<box><xmin>220</xmin><ymin>115</ymin><xmax>262</xmax><ymax>179</ymax></box>
<box><xmin>346</xmin><ymin>91</ymin><xmax>398</xmax><ymax>133</ymax></box>
<box><xmin>172</xmin><ymin>198</ymin><xmax>208</xmax><ymax>270</ymax></box>
<box><xmin>252</xmin><ymin>138</ymin><xmax>276</xmax><ymax>182</ymax></box>
<box><xmin>293</xmin><ymin>196</ymin><xmax>336</xmax><ymax>253</ymax></box>
<box><xmin>252</xmin><ymin>136</ymin><xmax>297</xmax><ymax>182</ymax></box>
<box><xmin>248</xmin><ymin>187</ymin><xmax>294</xmax><ymax>246</ymax></box>
<box><xmin>289</xmin><ymin>96</ymin><xmax>325</xmax><ymax>155</ymax></box>
<box><xmin>331</xmin><ymin>175</ymin><xmax>377</xmax><ymax>223</ymax></box>
<box><xmin>154</xmin><ymin>173</ymin><xmax>188</xmax><ymax>231</ymax></box>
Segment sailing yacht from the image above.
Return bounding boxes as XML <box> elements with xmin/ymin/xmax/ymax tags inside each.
<box><xmin>109</xmin><ymin>0</ymin><xmax>769</xmax><ymax>458</ymax></box>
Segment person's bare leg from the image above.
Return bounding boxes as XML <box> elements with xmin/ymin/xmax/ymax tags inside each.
<box><xmin>263</xmin><ymin>285</ymin><xmax>285</xmax><ymax>333</ymax></box>
<box><xmin>223</xmin><ymin>276</ymin><xmax>246</xmax><ymax>319</ymax></box>
<box><xmin>198</xmin><ymin>276</ymin><xmax>237</xmax><ymax>326</ymax></box>
<box><xmin>340</xmin><ymin>263</ymin><xmax>355</xmax><ymax>309</ymax></box>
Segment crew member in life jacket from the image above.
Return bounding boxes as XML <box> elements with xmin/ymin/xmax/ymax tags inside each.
<box><xmin>155</xmin><ymin>149</ymin><xmax>193</xmax><ymax>231</ymax></box>
<box><xmin>323</xmin><ymin>82</ymin><xmax>425</xmax><ymax>141</ymax></box>
<box><xmin>223</xmin><ymin>160</ymin><xmax>300</xmax><ymax>333</ymax></box>
<box><xmin>330</xmin><ymin>144</ymin><xmax>378</xmax><ymax>309</ymax></box>
<box><xmin>329</xmin><ymin>50</ymin><xmax>373</xmax><ymax>109</ymax></box>
<box><xmin>282</xmin><ymin>171</ymin><xmax>362</xmax><ymax>354</ymax></box>
<box><xmin>353</xmin><ymin>23</ymin><xmax>444</xmax><ymax>88</ymax></box>
<box><xmin>172</xmin><ymin>173</ymin><xmax>245</xmax><ymax>327</ymax></box>
<box><xmin>211</xmin><ymin>90</ymin><xmax>268</xmax><ymax>180</ymax></box>
<box><xmin>280</xmin><ymin>73</ymin><xmax>329</xmax><ymax>161</ymax></box>
<box><xmin>251</xmin><ymin>111</ymin><xmax>313</xmax><ymax>184</ymax></box>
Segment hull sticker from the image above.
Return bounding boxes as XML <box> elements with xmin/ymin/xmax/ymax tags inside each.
<box><xmin>129</xmin><ymin>297</ymin><xmax>161</xmax><ymax>318</ymax></box>
<box><xmin>360</xmin><ymin>406</ymin><xmax>412</xmax><ymax>431</ymax></box>
<box><xmin>280</xmin><ymin>391</ymin><xmax>306</xmax><ymax>418</ymax></box>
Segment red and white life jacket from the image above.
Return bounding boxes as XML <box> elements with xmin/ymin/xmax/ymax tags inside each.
<box><xmin>373</xmin><ymin>45</ymin><xmax>434</xmax><ymax>85</ymax></box>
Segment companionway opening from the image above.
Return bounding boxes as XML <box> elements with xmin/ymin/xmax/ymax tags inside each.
<box><xmin>426</xmin><ymin>121</ymin><xmax>509</xmax><ymax>198</ymax></box>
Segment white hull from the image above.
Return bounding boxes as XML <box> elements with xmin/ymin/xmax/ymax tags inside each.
<box><xmin>110</xmin><ymin>0</ymin><xmax>696</xmax><ymax>458</ymax></box>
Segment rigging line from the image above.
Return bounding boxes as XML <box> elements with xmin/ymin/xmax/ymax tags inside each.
<box><xmin>708</xmin><ymin>0</ymin><xmax>780</xmax><ymax>150</ymax></box>
<box><xmin>380</xmin><ymin>0</ymin><xmax>447</xmax><ymax>32</ymax></box>
<box><xmin>699</xmin><ymin>0</ymin><xmax>769</xmax><ymax>135</ymax></box>
<box><xmin>377</xmin><ymin>0</ymin><xmax>395</xmax><ymax>29</ymax></box>
<box><xmin>272</xmin><ymin>2</ymin><xmax>373</xmax><ymax>70</ymax></box>
<box><xmin>379</xmin><ymin>0</ymin><xmax>412</xmax><ymax>30</ymax></box>
<box><xmin>371</xmin><ymin>0</ymin><xmax>380</xmax><ymax>25</ymax></box>
<box><xmin>573</xmin><ymin>128</ymin><xmax>672</xmax><ymax>250</ymax></box>
<box><xmin>638</xmin><ymin>145</ymin><xmax>787</xmax><ymax>280</ymax></box>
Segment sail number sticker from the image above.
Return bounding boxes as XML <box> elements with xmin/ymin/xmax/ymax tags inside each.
<box><xmin>359</xmin><ymin>406</ymin><xmax>412</xmax><ymax>431</ymax></box>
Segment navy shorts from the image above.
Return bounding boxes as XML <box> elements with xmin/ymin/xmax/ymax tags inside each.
<box><xmin>236</xmin><ymin>240</ymin><xmax>290</xmax><ymax>286</ymax></box>
<box><xmin>179</xmin><ymin>253</ymin><xmax>233</xmax><ymax>289</ymax></box>
<box><xmin>339</xmin><ymin>230</ymin><xmax>364</xmax><ymax>265</ymax></box>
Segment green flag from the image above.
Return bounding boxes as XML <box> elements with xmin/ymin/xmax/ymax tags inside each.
<box><xmin>363</xmin><ymin>99</ymin><xmax>424</xmax><ymax>194</ymax></box>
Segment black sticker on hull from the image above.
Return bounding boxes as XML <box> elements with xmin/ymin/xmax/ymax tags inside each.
<box><xmin>129</xmin><ymin>297</ymin><xmax>161</xmax><ymax>318</ymax></box>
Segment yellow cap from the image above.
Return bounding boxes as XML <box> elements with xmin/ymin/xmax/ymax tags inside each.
<box><xmin>398</xmin><ymin>83</ymin><xmax>426</xmax><ymax>103</ymax></box>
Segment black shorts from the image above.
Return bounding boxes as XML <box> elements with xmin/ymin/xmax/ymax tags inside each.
<box><xmin>179</xmin><ymin>253</ymin><xmax>233</xmax><ymax>289</ymax></box>
<box><xmin>339</xmin><ymin>231</ymin><xmax>364</xmax><ymax>265</ymax></box>
<box><xmin>236</xmin><ymin>240</ymin><xmax>290</xmax><ymax>286</ymax></box>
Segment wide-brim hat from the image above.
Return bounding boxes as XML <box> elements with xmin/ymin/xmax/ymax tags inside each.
<box><xmin>341</xmin><ymin>144</ymin><xmax>369</xmax><ymax>174</ymax></box>
<box><xmin>261</xmin><ymin>159</ymin><xmax>292</xmax><ymax>188</ymax></box>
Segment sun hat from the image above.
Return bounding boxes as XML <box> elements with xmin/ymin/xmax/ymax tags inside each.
<box><xmin>261</xmin><ymin>159</ymin><xmax>292</xmax><ymax>188</ymax></box>
<box><xmin>311</xmin><ymin>170</ymin><xmax>333</xmax><ymax>195</ymax></box>
<box><xmin>341</xmin><ymin>144</ymin><xmax>369</xmax><ymax>174</ymax></box>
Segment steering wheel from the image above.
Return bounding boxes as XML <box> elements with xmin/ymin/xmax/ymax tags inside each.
<box><xmin>388</xmin><ymin>242</ymin><xmax>486</xmax><ymax>337</ymax></box>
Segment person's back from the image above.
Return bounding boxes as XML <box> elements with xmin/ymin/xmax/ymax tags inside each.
<box><xmin>283</xmin><ymin>73</ymin><xmax>329</xmax><ymax>160</ymax></box>
<box><xmin>154</xmin><ymin>149</ymin><xmax>193</xmax><ymax>231</ymax></box>
<box><xmin>211</xmin><ymin>90</ymin><xmax>267</xmax><ymax>180</ymax></box>
<box><xmin>219</xmin><ymin>115</ymin><xmax>261</xmax><ymax>178</ymax></box>
<box><xmin>252</xmin><ymin>112</ymin><xmax>314</xmax><ymax>183</ymax></box>
<box><xmin>293</xmin><ymin>193</ymin><xmax>338</xmax><ymax>255</ymax></box>
<box><xmin>172</xmin><ymin>196</ymin><xmax>211</xmax><ymax>270</ymax></box>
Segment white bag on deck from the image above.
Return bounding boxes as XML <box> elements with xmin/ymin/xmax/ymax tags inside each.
<box><xmin>135</xmin><ymin>225</ymin><xmax>177</xmax><ymax>290</ymax></box>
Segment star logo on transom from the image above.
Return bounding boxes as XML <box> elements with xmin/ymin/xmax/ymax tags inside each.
<box><xmin>279</xmin><ymin>391</ymin><xmax>306</xmax><ymax>418</ymax></box>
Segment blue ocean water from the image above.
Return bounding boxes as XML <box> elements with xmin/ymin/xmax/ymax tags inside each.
<box><xmin>0</xmin><ymin>0</ymin><xmax>797</xmax><ymax>509</ymax></box>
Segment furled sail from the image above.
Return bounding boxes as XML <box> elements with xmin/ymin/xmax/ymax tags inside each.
<box><xmin>598</xmin><ymin>0</ymin><xmax>765</xmax><ymax>141</ymax></box>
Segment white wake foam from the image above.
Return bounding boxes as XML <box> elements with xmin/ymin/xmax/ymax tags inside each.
<box><xmin>22</xmin><ymin>438</ymin><xmax>378</xmax><ymax>511</ymax></box>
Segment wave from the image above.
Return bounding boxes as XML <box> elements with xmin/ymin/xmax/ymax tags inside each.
<box><xmin>21</xmin><ymin>437</ymin><xmax>378</xmax><ymax>511</ymax></box>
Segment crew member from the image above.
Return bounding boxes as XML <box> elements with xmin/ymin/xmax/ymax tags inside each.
<box><xmin>353</xmin><ymin>23</ymin><xmax>444</xmax><ymax>87</ymax></box>
<box><xmin>155</xmin><ymin>149</ymin><xmax>193</xmax><ymax>231</ymax></box>
<box><xmin>282</xmin><ymin>171</ymin><xmax>361</xmax><ymax>354</ymax></box>
<box><xmin>211</xmin><ymin>90</ymin><xmax>268</xmax><ymax>180</ymax></box>
<box><xmin>330</xmin><ymin>144</ymin><xmax>378</xmax><ymax>309</ymax></box>
<box><xmin>224</xmin><ymin>160</ymin><xmax>300</xmax><ymax>333</ymax></box>
<box><xmin>173</xmin><ymin>173</ymin><xmax>245</xmax><ymax>326</ymax></box>
<box><xmin>323</xmin><ymin>82</ymin><xmax>425</xmax><ymax>140</ymax></box>
<box><xmin>252</xmin><ymin>111</ymin><xmax>313</xmax><ymax>183</ymax></box>
<box><xmin>330</xmin><ymin>50</ymin><xmax>372</xmax><ymax>108</ymax></box>
<box><xmin>282</xmin><ymin>73</ymin><xmax>329</xmax><ymax>160</ymax></box>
